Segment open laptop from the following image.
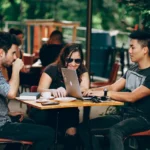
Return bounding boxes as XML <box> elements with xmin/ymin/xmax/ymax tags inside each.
<box><xmin>61</xmin><ymin>68</ymin><xmax>91</xmax><ymax>100</ymax></box>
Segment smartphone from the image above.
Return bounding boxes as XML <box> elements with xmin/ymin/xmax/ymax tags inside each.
<box><xmin>41</xmin><ymin>101</ymin><xmax>59</xmax><ymax>106</ymax></box>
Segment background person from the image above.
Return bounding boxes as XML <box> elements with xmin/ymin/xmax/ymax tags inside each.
<box><xmin>29</xmin><ymin>43</ymin><xmax>90</xmax><ymax>150</ymax></box>
<box><xmin>79</xmin><ymin>30</ymin><xmax>150</xmax><ymax>150</ymax></box>
<box><xmin>39</xmin><ymin>30</ymin><xmax>64</xmax><ymax>67</ymax></box>
<box><xmin>0</xmin><ymin>32</ymin><xmax>55</xmax><ymax>150</ymax></box>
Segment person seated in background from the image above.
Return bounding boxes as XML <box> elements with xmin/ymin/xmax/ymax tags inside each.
<box><xmin>78</xmin><ymin>30</ymin><xmax>150</xmax><ymax>150</ymax></box>
<box><xmin>29</xmin><ymin>43</ymin><xmax>90</xmax><ymax>150</ymax></box>
<box><xmin>0</xmin><ymin>32</ymin><xmax>55</xmax><ymax>150</ymax></box>
<box><xmin>39</xmin><ymin>30</ymin><xmax>64</xmax><ymax>67</ymax></box>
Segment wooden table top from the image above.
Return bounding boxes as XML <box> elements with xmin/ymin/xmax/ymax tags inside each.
<box><xmin>15</xmin><ymin>98</ymin><xmax>124</xmax><ymax>110</ymax></box>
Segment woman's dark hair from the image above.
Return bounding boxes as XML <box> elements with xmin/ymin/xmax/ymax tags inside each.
<box><xmin>54</xmin><ymin>43</ymin><xmax>85</xmax><ymax>77</ymax></box>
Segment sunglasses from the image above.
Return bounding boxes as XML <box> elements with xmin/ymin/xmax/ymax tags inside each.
<box><xmin>66</xmin><ymin>58</ymin><xmax>82</xmax><ymax>64</ymax></box>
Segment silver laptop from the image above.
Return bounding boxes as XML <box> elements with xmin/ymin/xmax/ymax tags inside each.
<box><xmin>61</xmin><ymin>68</ymin><xmax>91</xmax><ymax>100</ymax></box>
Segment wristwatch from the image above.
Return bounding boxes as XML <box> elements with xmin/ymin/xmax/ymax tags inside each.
<box><xmin>103</xmin><ymin>88</ymin><xmax>108</xmax><ymax>97</ymax></box>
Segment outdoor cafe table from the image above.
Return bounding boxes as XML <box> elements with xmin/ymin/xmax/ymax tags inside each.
<box><xmin>15</xmin><ymin>98</ymin><xmax>124</xmax><ymax>148</ymax></box>
<box><xmin>15</xmin><ymin>98</ymin><xmax>124</xmax><ymax>110</ymax></box>
<box><xmin>15</xmin><ymin>98</ymin><xmax>124</xmax><ymax>122</ymax></box>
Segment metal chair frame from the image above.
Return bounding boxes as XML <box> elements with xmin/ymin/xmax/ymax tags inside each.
<box><xmin>0</xmin><ymin>135</ymin><xmax>33</xmax><ymax>150</ymax></box>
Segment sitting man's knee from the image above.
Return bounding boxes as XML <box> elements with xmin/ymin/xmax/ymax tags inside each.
<box><xmin>108</xmin><ymin>127</ymin><xmax>123</xmax><ymax>139</ymax></box>
<box><xmin>66</xmin><ymin>127</ymin><xmax>76</xmax><ymax>136</ymax></box>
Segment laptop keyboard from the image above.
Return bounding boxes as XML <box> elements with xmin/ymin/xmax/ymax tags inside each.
<box><xmin>82</xmin><ymin>96</ymin><xmax>93</xmax><ymax>100</ymax></box>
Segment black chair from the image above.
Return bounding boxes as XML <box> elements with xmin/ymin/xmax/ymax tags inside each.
<box><xmin>90</xmin><ymin>62</ymin><xmax>120</xmax><ymax>88</ymax></box>
<box><xmin>91</xmin><ymin>128</ymin><xmax>150</xmax><ymax>150</ymax></box>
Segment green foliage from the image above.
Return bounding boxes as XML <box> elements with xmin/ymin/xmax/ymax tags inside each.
<box><xmin>119</xmin><ymin>0</ymin><xmax>150</xmax><ymax>30</ymax></box>
<box><xmin>0</xmin><ymin>0</ymin><xmax>147</xmax><ymax>31</ymax></box>
<box><xmin>0</xmin><ymin>0</ymin><xmax>21</xmax><ymax>21</ymax></box>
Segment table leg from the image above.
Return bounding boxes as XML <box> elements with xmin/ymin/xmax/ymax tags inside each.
<box><xmin>83</xmin><ymin>107</ymin><xmax>93</xmax><ymax>150</ymax></box>
<box><xmin>83</xmin><ymin>106</ymin><xmax>91</xmax><ymax>124</ymax></box>
<box><xmin>54</xmin><ymin>111</ymin><xmax>59</xmax><ymax>150</ymax></box>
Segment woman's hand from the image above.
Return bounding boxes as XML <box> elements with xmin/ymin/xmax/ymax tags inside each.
<box><xmin>51</xmin><ymin>87</ymin><xmax>67</xmax><ymax>97</ymax></box>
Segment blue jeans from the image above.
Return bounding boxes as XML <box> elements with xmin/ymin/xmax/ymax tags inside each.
<box><xmin>0</xmin><ymin>122</ymin><xmax>55</xmax><ymax>150</ymax></box>
<box><xmin>78</xmin><ymin>114</ymin><xmax>150</xmax><ymax>150</ymax></box>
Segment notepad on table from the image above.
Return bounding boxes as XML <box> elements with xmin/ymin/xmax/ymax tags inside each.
<box><xmin>19</xmin><ymin>92</ymin><xmax>40</xmax><ymax>100</ymax></box>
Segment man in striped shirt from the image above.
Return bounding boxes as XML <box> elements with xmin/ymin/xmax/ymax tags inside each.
<box><xmin>0</xmin><ymin>32</ymin><xmax>54</xmax><ymax>150</ymax></box>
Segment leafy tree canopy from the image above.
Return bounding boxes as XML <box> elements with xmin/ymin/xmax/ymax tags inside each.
<box><xmin>0</xmin><ymin>0</ymin><xmax>148</xmax><ymax>31</ymax></box>
<box><xmin>118</xmin><ymin>0</ymin><xmax>150</xmax><ymax>30</ymax></box>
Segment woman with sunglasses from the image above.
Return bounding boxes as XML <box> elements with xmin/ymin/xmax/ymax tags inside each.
<box><xmin>29</xmin><ymin>43</ymin><xmax>90</xmax><ymax>150</ymax></box>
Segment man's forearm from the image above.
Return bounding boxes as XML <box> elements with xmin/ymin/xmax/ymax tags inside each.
<box><xmin>92</xmin><ymin>85</ymin><xmax>113</xmax><ymax>91</ymax></box>
<box><xmin>8</xmin><ymin>70</ymin><xmax>20</xmax><ymax>99</ymax></box>
<box><xmin>108</xmin><ymin>91</ymin><xmax>136</xmax><ymax>103</ymax></box>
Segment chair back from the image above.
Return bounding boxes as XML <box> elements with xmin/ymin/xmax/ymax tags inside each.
<box><xmin>30</xmin><ymin>86</ymin><xmax>38</xmax><ymax>92</ymax></box>
<box><xmin>108</xmin><ymin>62</ymin><xmax>120</xmax><ymax>84</ymax></box>
<box><xmin>0</xmin><ymin>138</ymin><xmax>33</xmax><ymax>145</ymax></box>
<box><xmin>90</xmin><ymin>62</ymin><xmax>120</xmax><ymax>88</ymax></box>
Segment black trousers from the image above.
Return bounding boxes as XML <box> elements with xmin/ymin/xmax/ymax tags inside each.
<box><xmin>29</xmin><ymin>108</ymin><xmax>79</xmax><ymax>150</ymax></box>
<box><xmin>78</xmin><ymin>114</ymin><xmax>150</xmax><ymax>150</ymax></box>
<box><xmin>4</xmin><ymin>117</ymin><xmax>35</xmax><ymax>150</ymax></box>
<box><xmin>0</xmin><ymin>122</ymin><xmax>55</xmax><ymax>150</ymax></box>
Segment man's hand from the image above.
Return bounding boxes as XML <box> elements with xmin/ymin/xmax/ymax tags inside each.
<box><xmin>8</xmin><ymin>58</ymin><xmax>24</xmax><ymax>99</ymax></box>
<box><xmin>83</xmin><ymin>88</ymin><xmax>104</xmax><ymax>97</ymax></box>
<box><xmin>12</xmin><ymin>58</ymin><xmax>24</xmax><ymax>72</ymax></box>
<box><xmin>8</xmin><ymin>111</ymin><xmax>24</xmax><ymax>122</ymax></box>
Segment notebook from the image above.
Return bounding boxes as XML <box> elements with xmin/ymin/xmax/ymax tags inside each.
<box><xmin>61</xmin><ymin>68</ymin><xmax>91</xmax><ymax>100</ymax></box>
<box><xmin>19</xmin><ymin>92</ymin><xmax>40</xmax><ymax>100</ymax></box>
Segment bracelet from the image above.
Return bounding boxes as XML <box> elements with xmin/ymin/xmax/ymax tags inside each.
<box><xmin>103</xmin><ymin>88</ymin><xmax>108</xmax><ymax>97</ymax></box>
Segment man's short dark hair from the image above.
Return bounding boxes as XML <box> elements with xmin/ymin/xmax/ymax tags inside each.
<box><xmin>0</xmin><ymin>32</ymin><xmax>20</xmax><ymax>53</ymax></box>
<box><xmin>9</xmin><ymin>28</ymin><xmax>23</xmax><ymax>36</ymax></box>
<box><xmin>129</xmin><ymin>30</ymin><xmax>150</xmax><ymax>55</ymax></box>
